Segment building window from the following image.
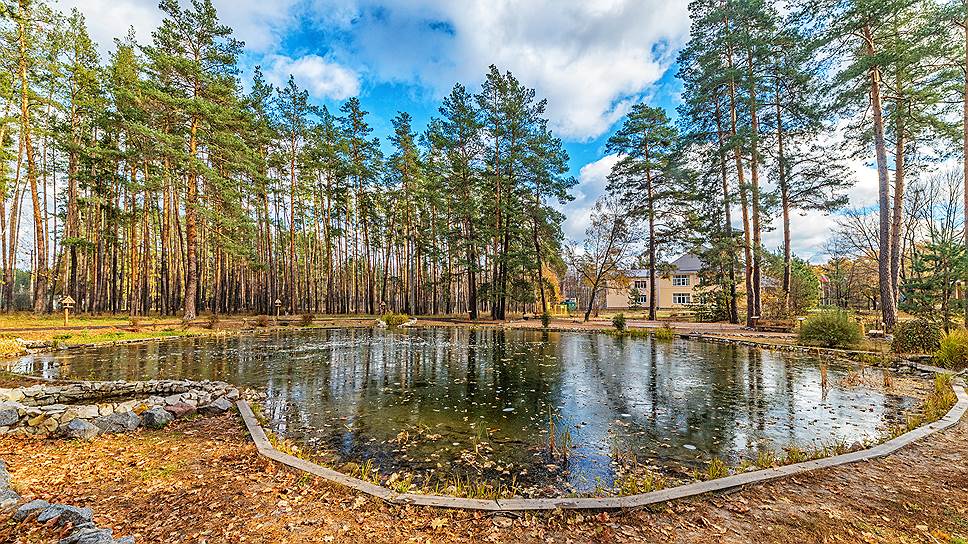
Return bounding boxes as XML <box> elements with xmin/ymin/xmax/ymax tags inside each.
<box><xmin>637</xmin><ymin>294</ymin><xmax>648</xmax><ymax>304</ymax></box>
<box><xmin>634</xmin><ymin>280</ymin><xmax>648</xmax><ymax>290</ymax></box>
<box><xmin>672</xmin><ymin>274</ymin><xmax>690</xmax><ymax>287</ymax></box>
<box><xmin>672</xmin><ymin>293</ymin><xmax>691</xmax><ymax>305</ymax></box>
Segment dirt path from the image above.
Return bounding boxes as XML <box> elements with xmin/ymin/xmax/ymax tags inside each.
<box><xmin>0</xmin><ymin>405</ymin><xmax>965</xmax><ymax>544</ymax></box>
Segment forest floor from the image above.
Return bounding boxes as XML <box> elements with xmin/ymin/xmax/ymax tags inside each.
<box><xmin>0</xmin><ymin>403</ymin><xmax>966</xmax><ymax>544</ymax></box>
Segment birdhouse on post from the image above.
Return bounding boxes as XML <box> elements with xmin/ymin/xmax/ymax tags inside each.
<box><xmin>61</xmin><ymin>295</ymin><xmax>76</xmax><ymax>327</ymax></box>
<box><xmin>274</xmin><ymin>298</ymin><xmax>283</xmax><ymax>320</ymax></box>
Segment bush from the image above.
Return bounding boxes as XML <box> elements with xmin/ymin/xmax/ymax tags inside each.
<box><xmin>381</xmin><ymin>312</ymin><xmax>409</xmax><ymax>327</ymax></box>
<box><xmin>300</xmin><ymin>313</ymin><xmax>315</xmax><ymax>327</ymax></box>
<box><xmin>540</xmin><ymin>312</ymin><xmax>551</xmax><ymax>329</ymax></box>
<box><xmin>255</xmin><ymin>314</ymin><xmax>270</xmax><ymax>327</ymax></box>
<box><xmin>935</xmin><ymin>329</ymin><xmax>968</xmax><ymax>369</ymax></box>
<box><xmin>797</xmin><ymin>310</ymin><xmax>862</xmax><ymax>349</ymax></box>
<box><xmin>653</xmin><ymin>324</ymin><xmax>675</xmax><ymax>341</ymax></box>
<box><xmin>891</xmin><ymin>318</ymin><xmax>942</xmax><ymax>354</ymax></box>
<box><xmin>612</xmin><ymin>313</ymin><xmax>627</xmax><ymax>332</ymax></box>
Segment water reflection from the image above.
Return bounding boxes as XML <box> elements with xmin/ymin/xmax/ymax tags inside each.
<box><xmin>6</xmin><ymin>328</ymin><xmax>914</xmax><ymax>492</ymax></box>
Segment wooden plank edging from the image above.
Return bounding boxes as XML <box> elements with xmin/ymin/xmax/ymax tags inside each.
<box><xmin>235</xmin><ymin>376</ymin><xmax>968</xmax><ymax>511</ymax></box>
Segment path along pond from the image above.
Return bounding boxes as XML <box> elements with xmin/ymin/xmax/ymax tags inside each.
<box><xmin>6</xmin><ymin>327</ymin><xmax>917</xmax><ymax>496</ymax></box>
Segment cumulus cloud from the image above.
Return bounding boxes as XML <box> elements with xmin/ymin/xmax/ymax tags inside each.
<box><xmin>53</xmin><ymin>0</ymin><xmax>297</xmax><ymax>55</ymax></box>
<box><xmin>304</xmin><ymin>0</ymin><xmax>690</xmax><ymax>140</ymax></box>
<box><xmin>263</xmin><ymin>54</ymin><xmax>361</xmax><ymax>100</ymax></box>
<box><xmin>560</xmin><ymin>154</ymin><xmax>620</xmax><ymax>240</ymax></box>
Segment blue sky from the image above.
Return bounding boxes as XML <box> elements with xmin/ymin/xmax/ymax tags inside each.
<box><xmin>58</xmin><ymin>0</ymin><xmax>880</xmax><ymax>261</ymax></box>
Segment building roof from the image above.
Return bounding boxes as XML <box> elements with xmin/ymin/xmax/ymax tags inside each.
<box><xmin>625</xmin><ymin>253</ymin><xmax>703</xmax><ymax>277</ymax></box>
<box><xmin>671</xmin><ymin>253</ymin><xmax>703</xmax><ymax>272</ymax></box>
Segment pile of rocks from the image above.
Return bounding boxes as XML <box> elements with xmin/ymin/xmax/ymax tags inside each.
<box><xmin>0</xmin><ymin>460</ymin><xmax>132</xmax><ymax>543</ymax></box>
<box><xmin>0</xmin><ymin>380</ymin><xmax>239</xmax><ymax>439</ymax></box>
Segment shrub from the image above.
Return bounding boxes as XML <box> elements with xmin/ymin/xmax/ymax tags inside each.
<box><xmin>797</xmin><ymin>310</ymin><xmax>862</xmax><ymax>349</ymax></box>
<box><xmin>255</xmin><ymin>314</ymin><xmax>270</xmax><ymax>327</ymax></box>
<box><xmin>935</xmin><ymin>329</ymin><xmax>968</xmax><ymax>369</ymax></box>
<box><xmin>540</xmin><ymin>312</ymin><xmax>551</xmax><ymax>329</ymax></box>
<box><xmin>381</xmin><ymin>312</ymin><xmax>409</xmax><ymax>327</ymax></box>
<box><xmin>612</xmin><ymin>313</ymin><xmax>627</xmax><ymax>332</ymax></box>
<box><xmin>891</xmin><ymin>318</ymin><xmax>942</xmax><ymax>354</ymax></box>
<box><xmin>300</xmin><ymin>313</ymin><xmax>315</xmax><ymax>327</ymax></box>
<box><xmin>653</xmin><ymin>324</ymin><xmax>675</xmax><ymax>341</ymax></box>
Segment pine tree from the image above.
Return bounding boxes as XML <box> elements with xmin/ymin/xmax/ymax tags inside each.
<box><xmin>606</xmin><ymin>104</ymin><xmax>683</xmax><ymax>321</ymax></box>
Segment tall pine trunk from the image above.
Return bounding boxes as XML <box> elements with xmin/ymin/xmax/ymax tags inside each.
<box><xmin>864</xmin><ymin>25</ymin><xmax>897</xmax><ymax>330</ymax></box>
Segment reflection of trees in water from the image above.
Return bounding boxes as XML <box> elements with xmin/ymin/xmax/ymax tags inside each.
<box><xmin>12</xmin><ymin>328</ymin><xmax>912</xmax><ymax>486</ymax></box>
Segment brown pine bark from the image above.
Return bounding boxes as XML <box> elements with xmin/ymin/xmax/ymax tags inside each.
<box><xmin>863</xmin><ymin>24</ymin><xmax>898</xmax><ymax>331</ymax></box>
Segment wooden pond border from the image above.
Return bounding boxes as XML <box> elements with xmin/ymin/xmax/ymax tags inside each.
<box><xmin>236</xmin><ymin>373</ymin><xmax>968</xmax><ymax>511</ymax></box>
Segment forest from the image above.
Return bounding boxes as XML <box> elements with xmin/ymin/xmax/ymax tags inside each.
<box><xmin>574</xmin><ymin>0</ymin><xmax>968</xmax><ymax>329</ymax></box>
<box><xmin>1</xmin><ymin>0</ymin><xmax>967</xmax><ymax>329</ymax></box>
<box><xmin>0</xmin><ymin>0</ymin><xmax>575</xmax><ymax>320</ymax></box>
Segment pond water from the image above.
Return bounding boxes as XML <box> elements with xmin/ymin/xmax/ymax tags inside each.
<box><xmin>6</xmin><ymin>328</ymin><xmax>916</xmax><ymax>495</ymax></box>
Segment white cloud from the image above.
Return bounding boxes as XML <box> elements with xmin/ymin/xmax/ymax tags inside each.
<box><xmin>263</xmin><ymin>54</ymin><xmax>360</xmax><ymax>100</ymax></box>
<box><xmin>306</xmin><ymin>0</ymin><xmax>690</xmax><ymax>140</ymax></box>
<box><xmin>560</xmin><ymin>154</ymin><xmax>620</xmax><ymax>240</ymax></box>
<box><xmin>52</xmin><ymin>0</ymin><xmax>296</xmax><ymax>56</ymax></box>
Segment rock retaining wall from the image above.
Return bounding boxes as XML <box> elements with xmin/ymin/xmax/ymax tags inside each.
<box><xmin>0</xmin><ymin>380</ymin><xmax>239</xmax><ymax>438</ymax></box>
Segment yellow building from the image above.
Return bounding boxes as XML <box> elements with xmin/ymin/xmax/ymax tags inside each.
<box><xmin>603</xmin><ymin>254</ymin><xmax>703</xmax><ymax>310</ymax></box>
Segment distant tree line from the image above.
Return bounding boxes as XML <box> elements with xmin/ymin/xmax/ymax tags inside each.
<box><xmin>0</xmin><ymin>0</ymin><xmax>575</xmax><ymax>318</ymax></box>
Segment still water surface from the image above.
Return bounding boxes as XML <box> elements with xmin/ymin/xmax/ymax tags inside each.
<box><xmin>7</xmin><ymin>328</ymin><xmax>914</xmax><ymax>493</ymax></box>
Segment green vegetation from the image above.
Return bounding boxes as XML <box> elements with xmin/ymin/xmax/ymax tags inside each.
<box><xmin>380</xmin><ymin>313</ymin><xmax>410</xmax><ymax>327</ymax></box>
<box><xmin>1</xmin><ymin>0</ymin><xmax>575</xmax><ymax>321</ymax></box>
<box><xmin>893</xmin><ymin>374</ymin><xmax>958</xmax><ymax>435</ymax></box>
<box><xmin>611</xmin><ymin>313</ymin><xmax>627</xmax><ymax>332</ymax></box>
<box><xmin>797</xmin><ymin>311</ymin><xmax>863</xmax><ymax>349</ymax></box>
<box><xmin>891</xmin><ymin>319</ymin><xmax>943</xmax><ymax>354</ymax></box>
<box><xmin>652</xmin><ymin>325</ymin><xmax>676</xmax><ymax>341</ymax></box>
<box><xmin>935</xmin><ymin>330</ymin><xmax>968</xmax><ymax>369</ymax></box>
<box><xmin>700</xmin><ymin>458</ymin><xmax>730</xmax><ymax>481</ymax></box>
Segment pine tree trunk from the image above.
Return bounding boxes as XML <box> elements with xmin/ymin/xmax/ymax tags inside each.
<box><xmin>864</xmin><ymin>25</ymin><xmax>898</xmax><ymax>330</ymax></box>
<box><xmin>713</xmin><ymin>97</ymin><xmax>739</xmax><ymax>324</ymax></box>
<box><xmin>183</xmin><ymin>116</ymin><xmax>199</xmax><ymax>320</ymax></box>
<box><xmin>890</xmin><ymin>70</ymin><xmax>905</xmax><ymax>303</ymax></box>
<box><xmin>18</xmin><ymin>1</ymin><xmax>46</xmax><ymax>314</ymax></box>
<box><xmin>963</xmin><ymin>17</ymin><xmax>968</xmax><ymax>328</ymax></box>
<box><xmin>774</xmin><ymin>75</ymin><xmax>792</xmax><ymax>314</ymax></box>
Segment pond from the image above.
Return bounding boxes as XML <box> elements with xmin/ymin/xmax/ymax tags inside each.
<box><xmin>5</xmin><ymin>327</ymin><xmax>917</xmax><ymax>496</ymax></box>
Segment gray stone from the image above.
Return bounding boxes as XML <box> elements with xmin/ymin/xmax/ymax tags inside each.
<box><xmin>199</xmin><ymin>397</ymin><xmax>232</xmax><ymax>416</ymax></box>
<box><xmin>115</xmin><ymin>537</ymin><xmax>135</xmax><ymax>544</ymax></box>
<box><xmin>93</xmin><ymin>411</ymin><xmax>140</xmax><ymax>434</ymax></box>
<box><xmin>63</xmin><ymin>419</ymin><xmax>99</xmax><ymax>440</ymax></box>
<box><xmin>163</xmin><ymin>393</ymin><xmax>183</xmax><ymax>405</ymax></box>
<box><xmin>164</xmin><ymin>402</ymin><xmax>195</xmax><ymax>419</ymax></box>
<box><xmin>141</xmin><ymin>407</ymin><xmax>173</xmax><ymax>430</ymax></box>
<box><xmin>0</xmin><ymin>404</ymin><xmax>21</xmax><ymax>427</ymax></box>
<box><xmin>76</xmin><ymin>405</ymin><xmax>99</xmax><ymax>419</ymax></box>
<box><xmin>59</xmin><ymin>527</ymin><xmax>115</xmax><ymax>544</ymax></box>
<box><xmin>13</xmin><ymin>498</ymin><xmax>49</xmax><ymax>521</ymax></box>
<box><xmin>38</xmin><ymin>504</ymin><xmax>93</xmax><ymax>526</ymax></box>
<box><xmin>0</xmin><ymin>489</ymin><xmax>21</xmax><ymax>508</ymax></box>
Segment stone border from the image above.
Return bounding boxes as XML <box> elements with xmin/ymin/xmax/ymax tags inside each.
<box><xmin>0</xmin><ymin>380</ymin><xmax>239</xmax><ymax>439</ymax></box>
<box><xmin>236</xmin><ymin>373</ymin><xmax>967</xmax><ymax>511</ymax></box>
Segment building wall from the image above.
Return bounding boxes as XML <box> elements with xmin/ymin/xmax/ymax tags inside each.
<box><xmin>604</xmin><ymin>271</ymin><xmax>702</xmax><ymax>309</ymax></box>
